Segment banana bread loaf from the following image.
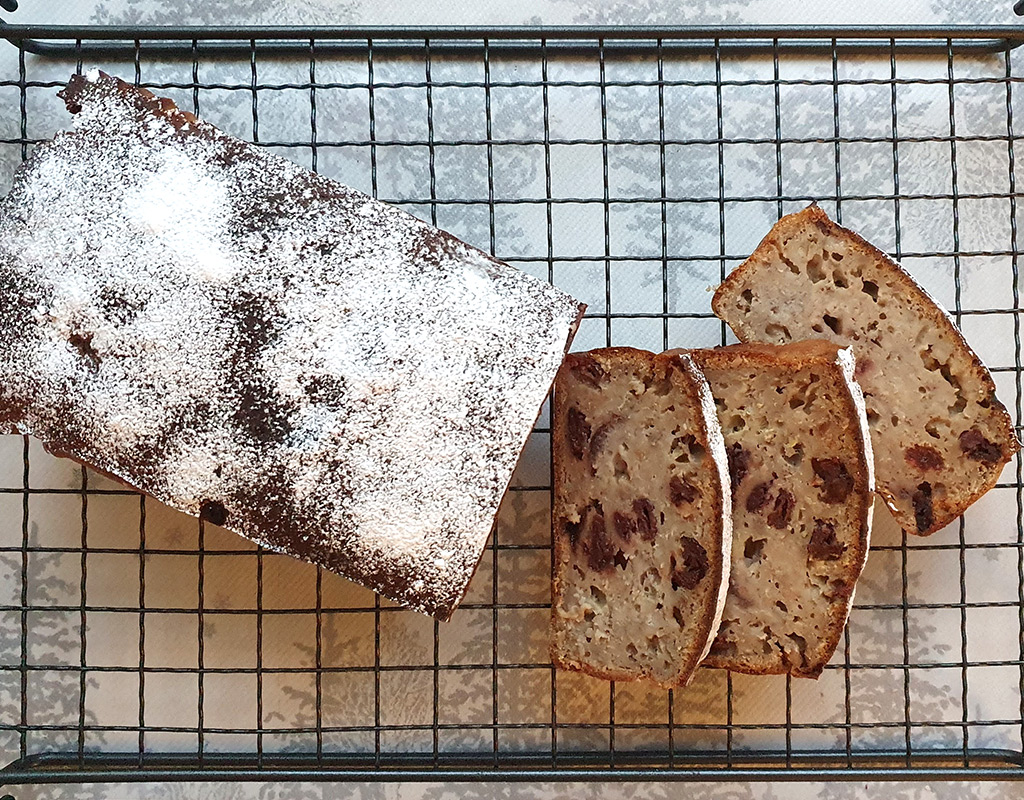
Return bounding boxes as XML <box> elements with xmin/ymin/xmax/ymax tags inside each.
<box><xmin>0</xmin><ymin>71</ymin><xmax>584</xmax><ymax>619</ymax></box>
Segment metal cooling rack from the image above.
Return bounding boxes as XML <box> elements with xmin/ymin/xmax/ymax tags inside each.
<box><xmin>0</xmin><ymin>16</ymin><xmax>1022</xmax><ymax>788</ymax></box>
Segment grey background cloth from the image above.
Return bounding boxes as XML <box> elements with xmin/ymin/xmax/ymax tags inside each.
<box><xmin>0</xmin><ymin>0</ymin><xmax>1023</xmax><ymax>798</ymax></box>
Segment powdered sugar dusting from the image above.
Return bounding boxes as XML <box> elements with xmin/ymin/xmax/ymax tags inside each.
<box><xmin>125</xmin><ymin>149</ymin><xmax>238</xmax><ymax>284</ymax></box>
<box><xmin>0</xmin><ymin>72</ymin><xmax>583</xmax><ymax>619</ymax></box>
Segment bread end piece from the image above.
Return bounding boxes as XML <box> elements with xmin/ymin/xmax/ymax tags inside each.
<box><xmin>713</xmin><ymin>205</ymin><xmax>1018</xmax><ymax>536</ymax></box>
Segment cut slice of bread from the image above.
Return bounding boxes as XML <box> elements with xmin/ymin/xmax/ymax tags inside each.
<box><xmin>683</xmin><ymin>341</ymin><xmax>873</xmax><ymax>678</ymax></box>
<box><xmin>713</xmin><ymin>205</ymin><xmax>1019</xmax><ymax>536</ymax></box>
<box><xmin>550</xmin><ymin>347</ymin><xmax>731</xmax><ymax>689</ymax></box>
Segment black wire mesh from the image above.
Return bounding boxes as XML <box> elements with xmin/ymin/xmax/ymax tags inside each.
<box><xmin>0</xmin><ymin>27</ymin><xmax>1021</xmax><ymax>783</ymax></box>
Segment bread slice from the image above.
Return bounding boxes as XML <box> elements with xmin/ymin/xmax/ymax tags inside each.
<box><xmin>683</xmin><ymin>341</ymin><xmax>873</xmax><ymax>678</ymax></box>
<box><xmin>713</xmin><ymin>205</ymin><xmax>1019</xmax><ymax>535</ymax></box>
<box><xmin>550</xmin><ymin>347</ymin><xmax>731</xmax><ymax>688</ymax></box>
<box><xmin>0</xmin><ymin>71</ymin><xmax>585</xmax><ymax>620</ymax></box>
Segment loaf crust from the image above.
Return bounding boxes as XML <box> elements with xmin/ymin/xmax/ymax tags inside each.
<box><xmin>713</xmin><ymin>205</ymin><xmax>1019</xmax><ymax>536</ymax></box>
<box><xmin>684</xmin><ymin>341</ymin><xmax>873</xmax><ymax>678</ymax></box>
<box><xmin>0</xmin><ymin>71</ymin><xmax>585</xmax><ymax>619</ymax></box>
<box><xmin>550</xmin><ymin>348</ymin><xmax>731</xmax><ymax>688</ymax></box>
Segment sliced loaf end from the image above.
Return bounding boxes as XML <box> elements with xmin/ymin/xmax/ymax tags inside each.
<box><xmin>713</xmin><ymin>205</ymin><xmax>1018</xmax><ymax>536</ymax></box>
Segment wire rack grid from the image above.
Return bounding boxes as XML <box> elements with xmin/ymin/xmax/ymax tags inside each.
<box><xmin>0</xmin><ymin>22</ymin><xmax>1021</xmax><ymax>786</ymax></box>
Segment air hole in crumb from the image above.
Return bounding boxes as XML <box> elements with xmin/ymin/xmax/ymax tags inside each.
<box><xmin>925</xmin><ymin>419</ymin><xmax>942</xmax><ymax>439</ymax></box>
<box><xmin>744</xmin><ymin>537</ymin><xmax>767</xmax><ymax>563</ymax></box>
<box><xmin>741</xmin><ymin>288</ymin><xmax>753</xmax><ymax>303</ymax></box>
<box><xmin>776</xmin><ymin>600</ymin><xmax>788</xmax><ymax>613</ymax></box>
<box><xmin>626</xmin><ymin>642</ymin><xmax>638</xmax><ymax>657</ymax></box>
<box><xmin>590</xmin><ymin>585</ymin><xmax>607</xmax><ymax>604</ymax></box>
<box><xmin>649</xmin><ymin>377</ymin><xmax>674</xmax><ymax>396</ymax></box>
<box><xmin>613</xmin><ymin>454</ymin><xmax>630</xmax><ymax>479</ymax></box>
<box><xmin>866</xmin><ymin>408</ymin><xmax>880</xmax><ymax>426</ymax></box>
<box><xmin>787</xmin><ymin>632</ymin><xmax>808</xmax><ymax>659</ymax></box>
<box><xmin>726</xmin><ymin>415</ymin><xmax>745</xmax><ymax>432</ymax></box>
<box><xmin>890</xmin><ymin>414</ymin><xmax>899</xmax><ymax>427</ymax></box>
<box><xmin>832</xmin><ymin>272</ymin><xmax>848</xmax><ymax>288</ymax></box>
<box><xmin>584</xmin><ymin>610</ymin><xmax>595</xmax><ymax>623</ymax></box>
<box><xmin>822</xmin><ymin>314</ymin><xmax>841</xmax><ymax>334</ymax></box>
<box><xmin>811</xmin><ymin>323</ymin><xmax>824</xmax><ymax>333</ymax></box>
<box><xmin>765</xmin><ymin>323</ymin><xmax>792</xmax><ymax>342</ymax></box>
<box><xmin>807</xmin><ymin>255</ymin><xmax>826</xmax><ymax>283</ymax></box>
<box><xmin>862</xmin><ymin>280</ymin><xmax>879</xmax><ymax>302</ymax></box>
<box><xmin>671</xmin><ymin>434</ymin><xmax>701</xmax><ymax>462</ymax></box>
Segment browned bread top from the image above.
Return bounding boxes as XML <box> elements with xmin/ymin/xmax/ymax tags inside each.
<box><xmin>713</xmin><ymin>205</ymin><xmax>1018</xmax><ymax>535</ymax></box>
<box><xmin>684</xmin><ymin>341</ymin><xmax>873</xmax><ymax>678</ymax></box>
<box><xmin>0</xmin><ymin>71</ymin><xmax>585</xmax><ymax>619</ymax></box>
<box><xmin>550</xmin><ymin>347</ymin><xmax>731</xmax><ymax>688</ymax></box>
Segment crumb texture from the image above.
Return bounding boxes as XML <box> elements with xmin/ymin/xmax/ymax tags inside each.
<box><xmin>713</xmin><ymin>206</ymin><xmax>1018</xmax><ymax>536</ymax></box>
<box><xmin>0</xmin><ymin>71</ymin><xmax>583</xmax><ymax>619</ymax></box>
<box><xmin>550</xmin><ymin>348</ymin><xmax>730</xmax><ymax>688</ymax></box>
<box><xmin>689</xmin><ymin>342</ymin><xmax>873</xmax><ymax>678</ymax></box>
